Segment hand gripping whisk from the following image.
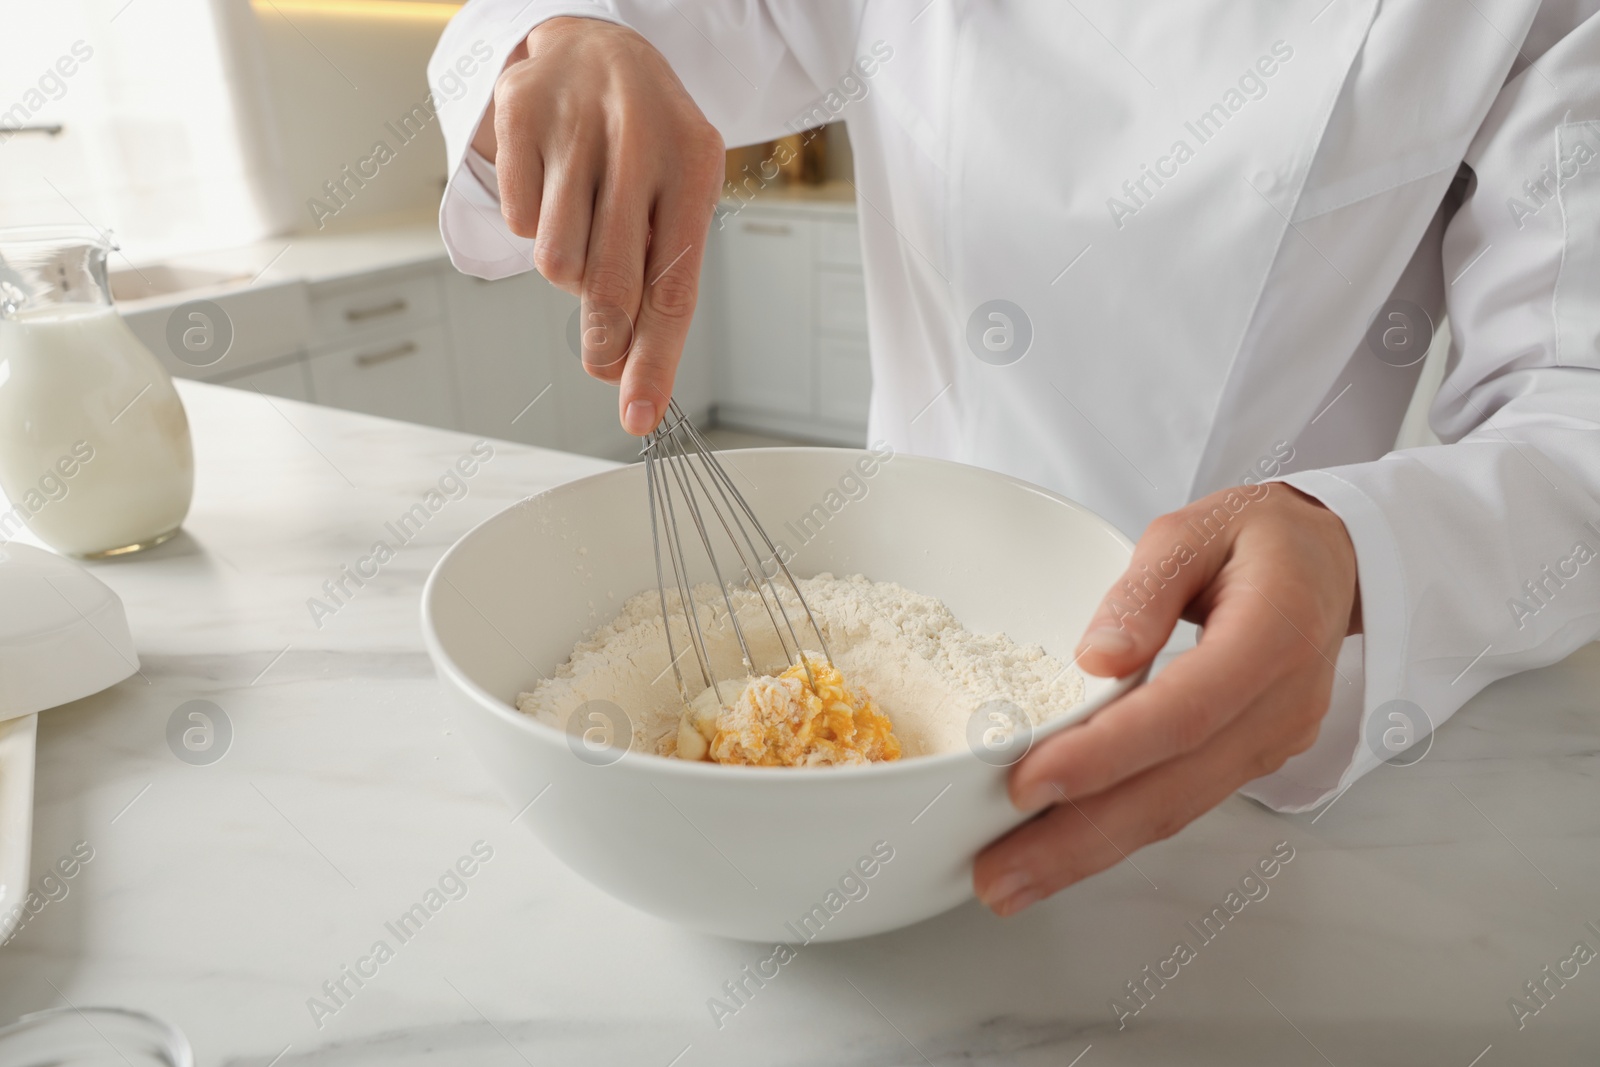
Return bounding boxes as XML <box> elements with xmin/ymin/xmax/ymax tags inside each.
<box><xmin>641</xmin><ymin>400</ymin><xmax>833</xmax><ymax>711</ymax></box>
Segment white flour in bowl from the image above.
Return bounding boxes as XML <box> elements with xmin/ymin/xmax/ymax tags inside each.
<box><xmin>517</xmin><ymin>573</ymin><xmax>1085</xmax><ymax>761</ymax></box>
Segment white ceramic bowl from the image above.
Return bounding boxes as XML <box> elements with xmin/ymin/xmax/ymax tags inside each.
<box><xmin>422</xmin><ymin>448</ymin><xmax>1141</xmax><ymax>942</ymax></box>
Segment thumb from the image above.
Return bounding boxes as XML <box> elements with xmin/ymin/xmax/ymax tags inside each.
<box><xmin>1075</xmin><ymin>508</ymin><xmax>1234</xmax><ymax>678</ymax></box>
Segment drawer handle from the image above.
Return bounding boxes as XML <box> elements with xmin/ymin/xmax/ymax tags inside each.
<box><xmin>345</xmin><ymin>298</ymin><xmax>408</xmax><ymax>322</ymax></box>
<box><xmin>741</xmin><ymin>221</ymin><xmax>792</xmax><ymax>236</ymax></box>
<box><xmin>354</xmin><ymin>341</ymin><xmax>417</xmax><ymax>367</ymax></box>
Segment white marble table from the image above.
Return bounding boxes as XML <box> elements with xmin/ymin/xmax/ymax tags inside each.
<box><xmin>2</xmin><ymin>381</ymin><xmax>1597</xmax><ymax>1065</ymax></box>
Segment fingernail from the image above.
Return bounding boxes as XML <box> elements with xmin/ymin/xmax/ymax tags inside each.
<box><xmin>1078</xmin><ymin>626</ymin><xmax>1134</xmax><ymax>659</ymax></box>
<box><xmin>994</xmin><ymin>886</ymin><xmax>1044</xmax><ymax>917</ymax></box>
<box><xmin>981</xmin><ymin>870</ymin><xmax>1035</xmax><ymax>909</ymax></box>
<box><xmin>625</xmin><ymin>400</ymin><xmax>656</xmax><ymax>435</ymax></box>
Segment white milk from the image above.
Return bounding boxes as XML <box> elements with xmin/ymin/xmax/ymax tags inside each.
<box><xmin>0</xmin><ymin>304</ymin><xmax>193</xmax><ymax>556</ymax></box>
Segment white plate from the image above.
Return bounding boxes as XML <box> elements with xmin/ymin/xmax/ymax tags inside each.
<box><xmin>0</xmin><ymin>714</ymin><xmax>37</xmax><ymax>944</ymax></box>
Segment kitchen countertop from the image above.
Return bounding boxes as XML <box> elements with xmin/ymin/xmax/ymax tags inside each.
<box><xmin>115</xmin><ymin>211</ymin><xmax>453</xmax><ymax>307</ymax></box>
<box><xmin>2</xmin><ymin>380</ymin><xmax>1597</xmax><ymax>1065</ymax></box>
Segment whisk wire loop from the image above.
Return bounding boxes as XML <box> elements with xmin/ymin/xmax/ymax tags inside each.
<box><xmin>640</xmin><ymin>401</ymin><xmax>833</xmax><ymax>707</ymax></box>
<box><xmin>671</xmin><ymin>410</ymin><xmax>836</xmax><ymax>670</ymax></box>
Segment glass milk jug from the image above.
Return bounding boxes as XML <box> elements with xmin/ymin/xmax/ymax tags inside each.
<box><xmin>0</xmin><ymin>226</ymin><xmax>194</xmax><ymax>557</ymax></box>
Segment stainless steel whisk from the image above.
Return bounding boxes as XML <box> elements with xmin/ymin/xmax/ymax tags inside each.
<box><xmin>641</xmin><ymin>399</ymin><xmax>833</xmax><ymax>711</ymax></box>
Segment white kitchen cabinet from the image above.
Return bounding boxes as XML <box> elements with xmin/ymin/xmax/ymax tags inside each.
<box><xmin>442</xmin><ymin>262</ymin><xmax>718</xmax><ymax>462</ymax></box>
<box><xmin>112</xmin><ymin>218</ymin><xmax>725</xmax><ymax>463</ymax></box>
<box><xmin>310</xmin><ymin>270</ymin><xmax>442</xmax><ymax>345</ymax></box>
<box><xmin>816</xmin><ymin>268</ymin><xmax>869</xmax><ymax>336</ymax></box>
<box><xmin>303</xmin><ymin>264</ymin><xmax>461</xmax><ymax>431</ymax></box>
<box><xmin>213</xmin><ymin>354</ymin><xmax>314</xmax><ymax>402</ymax></box>
<box><xmin>116</xmin><ymin>278</ymin><xmax>312</xmax><ymax>384</ymax></box>
<box><xmin>817</xmin><ymin>219</ymin><xmax>863</xmax><ymax>269</ymax></box>
<box><xmin>817</xmin><ymin>336</ymin><xmax>871</xmax><ymax>424</ymax></box>
<box><xmin>442</xmin><ymin>271</ymin><xmax>563</xmax><ymax>450</ymax></box>
<box><xmin>545</xmin><ymin>289</ymin><xmax>639</xmax><ymax>462</ymax></box>
<box><xmin>307</xmin><ymin>322</ymin><xmax>458</xmax><ymax>428</ymax></box>
<box><xmin>718</xmin><ymin>215</ymin><xmax>814</xmax><ymax>409</ymax></box>
<box><xmin>711</xmin><ymin>200</ymin><xmax>871</xmax><ymax>445</ymax></box>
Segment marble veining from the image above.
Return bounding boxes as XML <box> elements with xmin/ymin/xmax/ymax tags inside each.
<box><xmin>1</xmin><ymin>381</ymin><xmax>1596</xmax><ymax>1065</ymax></box>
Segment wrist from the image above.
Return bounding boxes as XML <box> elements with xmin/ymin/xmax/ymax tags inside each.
<box><xmin>1276</xmin><ymin>484</ymin><xmax>1362</xmax><ymax>636</ymax></box>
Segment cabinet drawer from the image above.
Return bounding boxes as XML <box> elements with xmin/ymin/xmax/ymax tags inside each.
<box><xmin>816</xmin><ymin>268</ymin><xmax>868</xmax><ymax>336</ymax></box>
<box><xmin>310</xmin><ymin>272</ymin><xmax>440</xmax><ymax>346</ymax></box>
<box><xmin>817</xmin><ymin>336</ymin><xmax>871</xmax><ymax>425</ymax></box>
<box><xmin>118</xmin><ymin>278</ymin><xmax>311</xmax><ymax>383</ymax></box>
<box><xmin>816</xmin><ymin>219</ymin><xmax>862</xmax><ymax>268</ymax></box>
<box><xmin>307</xmin><ymin>323</ymin><xmax>458</xmax><ymax>429</ymax></box>
<box><xmin>730</xmin><ymin>216</ymin><xmax>801</xmax><ymax>240</ymax></box>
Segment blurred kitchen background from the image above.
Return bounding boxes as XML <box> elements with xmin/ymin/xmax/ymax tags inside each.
<box><xmin>1</xmin><ymin>0</ymin><xmax>869</xmax><ymax>461</ymax></box>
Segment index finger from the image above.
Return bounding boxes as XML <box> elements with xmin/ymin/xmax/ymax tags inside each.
<box><xmin>577</xmin><ymin>173</ymin><xmax>647</xmax><ymax>381</ymax></box>
<box><xmin>1010</xmin><ymin>582</ymin><xmax>1298</xmax><ymax>810</ymax></box>
<box><xmin>617</xmin><ymin>158</ymin><xmax>721</xmax><ymax>434</ymax></box>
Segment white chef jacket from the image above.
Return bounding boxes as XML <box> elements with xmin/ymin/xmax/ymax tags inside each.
<box><xmin>429</xmin><ymin>1</ymin><xmax>1600</xmax><ymax>813</ymax></box>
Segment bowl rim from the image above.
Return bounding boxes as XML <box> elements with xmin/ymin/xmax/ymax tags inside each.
<box><xmin>421</xmin><ymin>446</ymin><xmax>1145</xmax><ymax>783</ymax></box>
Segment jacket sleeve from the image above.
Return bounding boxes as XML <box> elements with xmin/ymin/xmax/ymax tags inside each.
<box><xmin>1245</xmin><ymin>11</ymin><xmax>1600</xmax><ymax>812</ymax></box>
<box><xmin>427</xmin><ymin>0</ymin><xmax>866</xmax><ymax>278</ymax></box>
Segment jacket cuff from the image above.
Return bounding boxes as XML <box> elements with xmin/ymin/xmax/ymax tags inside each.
<box><xmin>435</xmin><ymin>3</ymin><xmax>626</xmax><ymax>279</ymax></box>
<box><xmin>440</xmin><ymin>153</ymin><xmax>534</xmax><ymax>280</ymax></box>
